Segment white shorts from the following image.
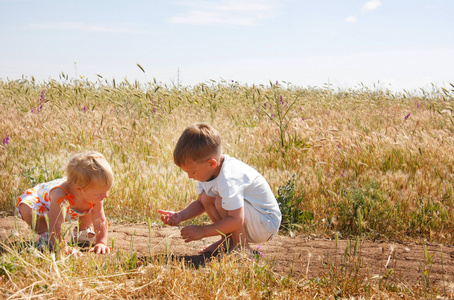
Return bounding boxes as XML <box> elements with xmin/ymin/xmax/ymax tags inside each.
<box><xmin>243</xmin><ymin>200</ymin><xmax>279</xmax><ymax>243</ymax></box>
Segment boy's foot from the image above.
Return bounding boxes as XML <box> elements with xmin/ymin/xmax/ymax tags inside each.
<box><xmin>200</xmin><ymin>237</ymin><xmax>231</xmax><ymax>253</ymax></box>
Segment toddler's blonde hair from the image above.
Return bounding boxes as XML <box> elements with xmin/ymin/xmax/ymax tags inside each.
<box><xmin>173</xmin><ymin>122</ymin><xmax>222</xmax><ymax>167</ymax></box>
<box><xmin>66</xmin><ymin>151</ymin><xmax>114</xmax><ymax>189</ymax></box>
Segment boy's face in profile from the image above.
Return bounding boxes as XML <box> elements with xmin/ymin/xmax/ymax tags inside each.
<box><xmin>180</xmin><ymin>158</ymin><xmax>218</xmax><ymax>182</ymax></box>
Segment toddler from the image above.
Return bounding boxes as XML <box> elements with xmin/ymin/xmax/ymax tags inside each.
<box><xmin>16</xmin><ymin>151</ymin><xmax>113</xmax><ymax>254</ymax></box>
<box><xmin>159</xmin><ymin>122</ymin><xmax>281</xmax><ymax>253</ymax></box>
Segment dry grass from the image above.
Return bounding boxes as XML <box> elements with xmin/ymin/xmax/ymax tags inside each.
<box><xmin>1</xmin><ymin>77</ymin><xmax>453</xmax><ymax>298</ymax></box>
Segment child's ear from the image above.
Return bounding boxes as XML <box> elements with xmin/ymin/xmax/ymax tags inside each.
<box><xmin>75</xmin><ymin>186</ymin><xmax>84</xmax><ymax>194</ymax></box>
<box><xmin>208</xmin><ymin>158</ymin><xmax>218</xmax><ymax>168</ymax></box>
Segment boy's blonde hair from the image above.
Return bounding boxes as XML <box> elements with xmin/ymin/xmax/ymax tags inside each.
<box><xmin>173</xmin><ymin>122</ymin><xmax>222</xmax><ymax>167</ymax></box>
<box><xmin>66</xmin><ymin>151</ymin><xmax>114</xmax><ymax>189</ymax></box>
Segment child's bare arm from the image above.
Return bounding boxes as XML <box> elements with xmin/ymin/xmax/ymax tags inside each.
<box><xmin>90</xmin><ymin>203</ymin><xmax>110</xmax><ymax>254</ymax></box>
<box><xmin>178</xmin><ymin>197</ymin><xmax>206</xmax><ymax>220</ymax></box>
<box><xmin>47</xmin><ymin>190</ymin><xmax>67</xmax><ymax>246</ymax></box>
<box><xmin>158</xmin><ymin>194</ymin><xmax>206</xmax><ymax>226</ymax></box>
<box><xmin>180</xmin><ymin>207</ymin><xmax>244</xmax><ymax>242</ymax></box>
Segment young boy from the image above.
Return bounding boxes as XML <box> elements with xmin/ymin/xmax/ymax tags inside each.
<box><xmin>158</xmin><ymin>122</ymin><xmax>281</xmax><ymax>253</ymax></box>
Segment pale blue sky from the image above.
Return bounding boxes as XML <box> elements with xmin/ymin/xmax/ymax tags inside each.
<box><xmin>1</xmin><ymin>0</ymin><xmax>453</xmax><ymax>91</ymax></box>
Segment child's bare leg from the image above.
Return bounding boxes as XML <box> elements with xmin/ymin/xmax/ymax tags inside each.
<box><xmin>77</xmin><ymin>214</ymin><xmax>95</xmax><ymax>237</ymax></box>
<box><xmin>214</xmin><ymin>197</ymin><xmax>250</xmax><ymax>253</ymax></box>
<box><xmin>199</xmin><ymin>193</ymin><xmax>228</xmax><ymax>253</ymax></box>
<box><xmin>18</xmin><ymin>203</ymin><xmax>48</xmax><ymax>234</ymax></box>
<box><xmin>200</xmin><ymin>192</ymin><xmax>222</xmax><ymax>222</ymax></box>
<box><xmin>201</xmin><ymin>234</ymin><xmax>232</xmax><ymax>253</ymax></box>
<box><xmin>229</xmin><ymin>227</ymin><xmax>250</xmax><ymax>252</ymax></box>
<box><xmin>202</xmin><ymin>224</ymin><xmax>249</xmax><ymax>254</ymax></box>
<box><xmin>78</xmin><ymin>214</ymin><xmax>93</xmax><ymax>230</ymax></box>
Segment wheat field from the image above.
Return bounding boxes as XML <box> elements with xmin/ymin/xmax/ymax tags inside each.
<box><xmin>1</xmin><ymin>77</ymin><xmax>453</xmax><ymax>298</ymax></box>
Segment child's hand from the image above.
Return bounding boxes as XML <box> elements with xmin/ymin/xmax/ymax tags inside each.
<box><xmin>180</xmin><ymin>225</ymin><xmax>205</xmax><ymax>242</ymax></box>
<box><xmin>89</xmin><ymin>243</ymin><xmax>111</xmax><ymax>254</ymax></box>
<box><xmin>158</xmin><ymin>210</ymin><xmax>182</xmax><ymax>226</ymax></box>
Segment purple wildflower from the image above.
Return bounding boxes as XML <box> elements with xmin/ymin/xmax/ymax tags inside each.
<box><xmin>280</xmin><ymin>95</ymin><xmax>283</xmax><ymax>104</ymax></box>
<box><xmin>2</xmin><ymin>134</ymin><xmax>9</xmax><ymax>146</ymax></box>
<box><xmin>259</xmin><ymin>251</ymin><xmax>265</xmax><ymax>257</ymax></box>
<box><xmin>302</xmin><ymin>117</ymin><xmax>305</xmax><ymax>121</ymax></box>
<box><xmin>83</xmin><ymin>106</ymin><xmax>86</xmax><ymax>113</ymax></box>
<box><xmin>405</xmin><ymin>113</ymin><xmax>411</xmax><ymax>120</ymax></box>
<box><xmin>40</xmin><ymin>90</ymin><xmax>45</xmax><ymax>101</ymax></box>
<box><xmin>153</xmin><ymin>107</ymin><xmax>157</xmax><ymax>114</ymax></box>
<box><xmin>276</xmin><ymin>81</ymin><xmax>279</xmax><ymax>85</ymax></box>
<box><xmin>270</xmin><ymin>114</ymin><xmax>274</xmax><ymax>120</ymax></box>
<box><xmin>417</xmin><ymin>103</ymin><xmax>420</xmax><ymax>109</ymax></box>
<box><xmin>264</xmin><ymin>102</ymin><xmax>267</xmax><ymax>109</ymax></box>
<box><xmin>340</xmin><ymin>169</ymin><xmax>345</xmax><ymax>177</ymax></box>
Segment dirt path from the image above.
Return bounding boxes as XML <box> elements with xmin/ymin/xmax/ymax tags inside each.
<box><xmin>1</xmin><ymin>216</ymin><xmax>453</xmax><ymax>289</ymax></box>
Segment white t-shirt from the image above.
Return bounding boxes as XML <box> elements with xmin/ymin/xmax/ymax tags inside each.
<box><xmin>196</xmin><ymin>154</ymin><xmax>282</xmax><ymax>225</ymax></box>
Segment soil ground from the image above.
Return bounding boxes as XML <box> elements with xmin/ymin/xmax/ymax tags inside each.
<box><xmin>1</xmin><ymin>216</ymin><xmax>454</xmax><ymax>291</ymax></box>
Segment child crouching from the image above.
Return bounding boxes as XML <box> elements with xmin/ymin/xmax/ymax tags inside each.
<box><xmin>16</xmin><ymin>151</ymin><xmax>113</xmax><ymax>254</ymax></box>
<box><xmin>159</xmin><ymin>122</ymin><xmax>281</xmax><ymax>253</ymax></box>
